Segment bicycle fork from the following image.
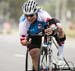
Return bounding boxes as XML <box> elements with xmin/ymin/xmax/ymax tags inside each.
<box><xmin>48</xmin><ymin>48</ymin><xmax>52</xmax><ymax>71</ymax></box>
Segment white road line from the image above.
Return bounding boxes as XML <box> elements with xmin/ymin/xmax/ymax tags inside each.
<box><xmin>14</xmin><ymin>54</ymin><xmax>25</xmax><ymax>58</ymax></box>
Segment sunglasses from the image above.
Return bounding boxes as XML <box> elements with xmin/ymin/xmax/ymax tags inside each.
<box><xmin>25</xmin><ymin>14</ymin><xmax>35</xmax><ymax>17</ymax></box>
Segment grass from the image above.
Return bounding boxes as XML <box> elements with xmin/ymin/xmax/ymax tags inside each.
<box><xmin>65</xmin><ymin>29</ymin><xmax>75</xmax><ymax>38</ymax></box>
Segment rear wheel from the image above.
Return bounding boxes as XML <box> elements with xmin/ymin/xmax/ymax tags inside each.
<box><xmin>56</xmin><ymin>58</ymin><xmax>75</xmax><ymax>71</ymax></box>
<box><xmin>25</xmin><ymin>49</ymin><xmax>28</xmax><ymax>71</ymax></box>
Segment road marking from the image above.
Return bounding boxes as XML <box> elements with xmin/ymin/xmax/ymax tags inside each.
<box><xmin>14</xmin><ymin>54</ymin><xmax>25</xmax><ymax>58</ymax></box>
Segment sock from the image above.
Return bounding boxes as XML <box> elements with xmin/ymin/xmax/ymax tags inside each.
<box><xmin>58</xmin><ymin>44</ymin><xmax>64</xmax><ymax>59</ymax></box>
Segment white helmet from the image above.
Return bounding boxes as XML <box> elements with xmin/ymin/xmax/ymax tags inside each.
<box><xmin>22</xmin><ymin>0</ymin><xmax>39</xmax><ymax>15</ymax></box>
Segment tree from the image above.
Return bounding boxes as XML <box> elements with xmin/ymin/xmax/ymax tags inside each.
<box><xmin>5</xmin><ymin>0</ymin><xmax>26</xmax><ymax>21</ymax></box>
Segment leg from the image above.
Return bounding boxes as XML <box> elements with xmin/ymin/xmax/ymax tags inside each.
<box><xmin>29</xmin><ymin>48</ymin><xmax>40</xmax><ymax>71</ymax></box>
<box><xmin>56</xmin><ymin>27</ymin><xmax>66</xmax><ymax>58</ymax></box>
<box><xmin>54</xmin><ymin>27</ymin><xmax>66</xmax><ymax>65</ymax></box>
<box><xmin>27</xmin><ymin>36</ymin><xmax>42</xmax><ymax>71</ymax></box>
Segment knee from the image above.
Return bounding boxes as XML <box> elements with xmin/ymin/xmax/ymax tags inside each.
<box><xmin>29</xmin><ymin>48</ymin><xmax>40</xmax><ymax>59</ymax></box>
<box><xmin>57</xmin><ymin>35</ymin><xmax>66</xmax><ymax>46</ymax></box>
<box><xmin>54</xmin><ymin>32</ymin><xmax>66</xmax><ymax>46</ymax></box>
<box><xmin>57</xmin><ymin>27</ymin><xmax>65</xmax><ymax>38</ymax></box>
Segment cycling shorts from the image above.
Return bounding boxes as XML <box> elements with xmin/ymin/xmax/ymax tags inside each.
<box><xmin>27</xmin><ymin>34</ymin><xmax>66</xmax><ymax>51</ymax></box>
<box><xmin>27</xmin><ymin>36</ymin><xmax>42</xmax><ymax>51</ymax></box>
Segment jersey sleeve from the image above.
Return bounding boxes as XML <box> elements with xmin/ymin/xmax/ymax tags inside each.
<box><xmin>38</xmin><ymin>9</ymin><xmax>52</xmax><ymax>22</ymax></box>
<box><xmin>19</xmin><ymin>15</ymin><xmax>28</xmax><ymax>41</ymax></box>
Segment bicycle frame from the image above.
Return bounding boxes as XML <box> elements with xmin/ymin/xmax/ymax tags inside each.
<box><xmin>39</xmin><ymin>35</ymin><xmax>53</xmax><ymax>71</ymax></box>
<box><xmin>38</xmin><ymin>35</ymin><xmax>75</xmax><ymax>71</ymax></box>
<box><xmin>25</xmin><ymin>31</ymin><xmax>75</xmax><ymax>71</ymax></box>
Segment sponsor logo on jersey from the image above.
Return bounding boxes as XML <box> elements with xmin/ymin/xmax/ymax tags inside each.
<box><xmin>38</xmin><ymin>23</ymin><xmax>42</xmax><ymax>29</ymax></box>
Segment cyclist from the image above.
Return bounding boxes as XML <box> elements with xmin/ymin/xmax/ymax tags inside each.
<box><xmin>19</xmin><ymin>0</ymin><xmax>66</xmax><ymax>70</ymax></box>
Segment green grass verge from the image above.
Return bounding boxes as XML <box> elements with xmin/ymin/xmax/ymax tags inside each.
<box><xmin>66</xmin><ymin>29</ymin><xmax>75</xmax><ymax>38</ymax></box>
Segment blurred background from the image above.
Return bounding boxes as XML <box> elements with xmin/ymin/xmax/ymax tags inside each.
<box><xmin>0</xmin><ymin>0</ymin><xmax>75</xmax><ymax>71</ymax></box>
<box><xmin>0</xmin><ymin>0</ymin><xmax>75</xmax><ymax>37</ymax></box>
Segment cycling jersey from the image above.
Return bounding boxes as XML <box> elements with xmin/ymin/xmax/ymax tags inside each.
<box><xmin>28</xmin><ymin>20</ymin><xmax>46</xmax><ymax>35</ymax></box>
<box><xmin>19</xmin><ymin>9</ymin><xmax>52</xmax><ymax>41</ymax></box>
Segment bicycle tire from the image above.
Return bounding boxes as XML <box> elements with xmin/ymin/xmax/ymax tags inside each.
<box><xmin>38</xmin><ymin>47</ymin><xmax>52</xmax><ymax>71</ymax></box>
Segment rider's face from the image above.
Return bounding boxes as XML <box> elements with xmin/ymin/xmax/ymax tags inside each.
<box><xmin>25</xmin><ymin>14</ymin><xmax>37</xmax><ymax>23</ymax></box>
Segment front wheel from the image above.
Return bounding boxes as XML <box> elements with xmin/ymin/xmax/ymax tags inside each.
<box><xmin>38</xmin><ymin>47</ymin><xmax>53</xmax><ymax>71</ymax></box>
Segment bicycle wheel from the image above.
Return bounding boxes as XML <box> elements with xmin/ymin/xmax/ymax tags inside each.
<box><xmin>60</xmin><ymin>60</ymin><xmax>75</xmax><ymax>71</ymax></box>
<box><xmin>55</xmin><ymin>57</ymin><xmax>75</xmax><ymax>71</ymax></box>
<box><xmin>38</xmin><ymin>47</ymin><xmax>52</xmax><ymax>71</ymax></box>
<box><xmin>25</xmin><ymin>49</ymin><xmax>33</xmax><ymax>71</ymax></box>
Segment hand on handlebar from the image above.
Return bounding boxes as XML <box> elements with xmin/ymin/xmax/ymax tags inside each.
<box><xmin>45</xmin><ymin>28</ymin><xmax>53</xmax><ymax>35</ymax></box>
<box><xmin>26</xmin><ymin>38</ymin><xmax>32</xmax><ymax>45</ymax></box>
<box><xmin>44</xmin><ymin>24</ymin><xmax>57</xmax><ymax>35</ymax></box>
<box><xmin>21</xmin><ymin>38</ymin><xmax>31</xmax><ymax>46</ymax></box>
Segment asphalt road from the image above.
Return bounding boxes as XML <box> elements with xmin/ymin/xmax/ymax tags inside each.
<box><xmin>0</xmin><ymin>34</ymin><xmax>75</xmax><ymax>71</ymax></box>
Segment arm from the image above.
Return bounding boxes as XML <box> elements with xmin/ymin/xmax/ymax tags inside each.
<box><xmin>19</xmin><ymin>15</ymin><xmax>30</xmax><ymax>46</ymax></box>
<box><xmin>20</xmin><ymin>35</ymin><xmax>28</xmax><ymax>46</ymax></box>
<box><xmin>47</xmin><ymin>18</ymin><xmax>66</xmax><ymax>39</ymax></box>
<box><xmin>44</xmin><ymin>18</ymin><xmax>59</xmax><ymax>35</ymax></box>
